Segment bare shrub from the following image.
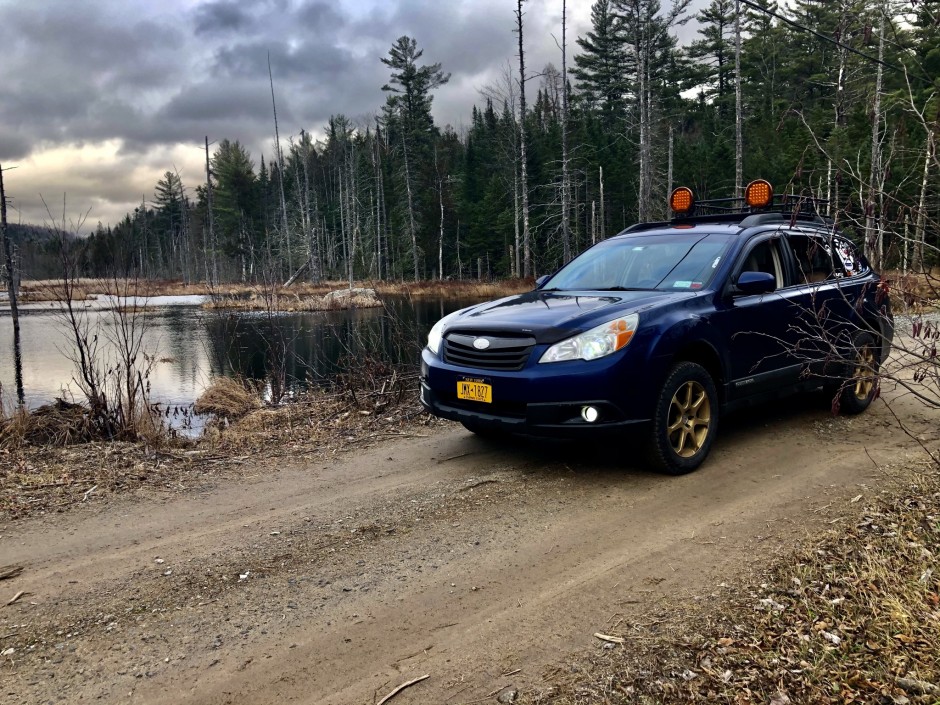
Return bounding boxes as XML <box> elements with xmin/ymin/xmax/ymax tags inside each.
<box><xmin>40</xmin><ymin>199</ymin><xmax>165</xmax><ymax>443</ymax></box>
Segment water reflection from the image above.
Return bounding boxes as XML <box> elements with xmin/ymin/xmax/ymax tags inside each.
<box><xmin>0</xmin><ymin>296</ymin><xmax>465</xmax><ymax>412</ymax></box>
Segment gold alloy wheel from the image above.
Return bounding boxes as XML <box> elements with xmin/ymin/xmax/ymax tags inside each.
<box><xmin>666</xmin><ymin>380</ymin><xmax>711</xmax><ymax>458</ymax></box>
<box><xmin>853</xmin><ymin>344</ymin><xmax>876</xmax><ymax>401</ymax></box>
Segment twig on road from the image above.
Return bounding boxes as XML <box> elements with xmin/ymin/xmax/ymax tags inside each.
<box><xmin>377</xmin><ymin>674</ymin><xmax>430</xmax><ymax>705</ymax></box>
<box><xmin>459</xmin><ymin>479</ymin><xmax>499</xmax><ymax>492</ymax></box>
<box><xmin>5</xmin><ymin>590</ymin><xmax>28</xmax><ymax>606</ymax></box>
<box><xmin>593</xmin><ymin>632</ymin><xmax>625</xmax><ymax>644</ymax></box>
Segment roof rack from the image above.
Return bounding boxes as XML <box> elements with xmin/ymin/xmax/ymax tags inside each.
<box><xmin>623</xmin><ymin>193</ymin><xmax>832</xmax><ymax>234</ymax></box>
<box><xmin>691</xmin><ymin>193</ymin><xmax>830</xmax><ymax>220</ymax></box>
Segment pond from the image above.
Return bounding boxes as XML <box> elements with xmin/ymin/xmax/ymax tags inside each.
<box><xmin>0</xmin><ymin>295</ymin><xmax>471</xmax><ymax>417</ymax></box>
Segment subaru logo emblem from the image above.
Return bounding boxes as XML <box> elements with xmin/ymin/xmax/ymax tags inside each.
<box><xmin>473</xmin><ymin>337</ymin><xmax>491</xmax><ymax>350</ymax></box>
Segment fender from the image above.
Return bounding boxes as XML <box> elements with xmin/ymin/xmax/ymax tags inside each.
<box><xmin>641</xmin><ymin>302</ymin><xmax>728</xmax><ymax>392</ymax></box>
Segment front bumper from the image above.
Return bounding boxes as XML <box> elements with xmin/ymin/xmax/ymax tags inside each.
<box><xmin>419</xmin><ymin>346</ymin><xmax>652</xmax><ymax>438</ymax></box>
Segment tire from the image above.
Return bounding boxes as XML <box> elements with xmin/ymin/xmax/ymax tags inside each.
<box><xmin>646</xmin><ymin>362</ymin><xmax>719</xmax><ymax>475</ymax></box>
<box><xmin>836</xmin><ymin>331</ymin><xmax>880</xmax><ymax>415</ymax></box>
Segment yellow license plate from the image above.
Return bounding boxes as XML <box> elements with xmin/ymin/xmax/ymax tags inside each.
<box><xmin>457</xmin><ymin>380</ymin><xmax>492</xmax><ymax>403</ymax></box>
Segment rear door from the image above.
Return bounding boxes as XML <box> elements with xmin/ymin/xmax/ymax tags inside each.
<box><xmin>780</xmin><ymin>228</ymin><xmax>873</xmax><ymax>376</ymax></box>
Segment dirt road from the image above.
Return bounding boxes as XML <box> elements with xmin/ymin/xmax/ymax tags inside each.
<box><xmin>1</xmin><ymin>384</ymin><xmax>934</xmax><ymax>705</ymax></box>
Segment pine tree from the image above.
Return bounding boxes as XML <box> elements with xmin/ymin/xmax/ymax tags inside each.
<box><xmin>573</xmin><ymin>0</ymin><xmax>630</xmax><ymax>119</ymax></box>
<box><xmin>381</xmin><ymin>36</ymin><xmax>450</xmax><ymax>280</ymax></box>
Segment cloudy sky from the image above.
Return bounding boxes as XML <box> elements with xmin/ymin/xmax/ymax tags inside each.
<box><xmin>0</xmin><ymin>0</ymin><xmax>705</xmax><ymax>228</ymax></box>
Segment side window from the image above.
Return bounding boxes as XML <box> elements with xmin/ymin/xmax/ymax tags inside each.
<box><xmin>833</xmin><ymin>236</ymin><xmax>868</xmax><ymax>277</ymax></box>
<box><xmin>787</xmin><ymin>234</ymin><xmax>840</xmax><ymax>284</ymax></box>
<box><xmin>739</xmin><ymin>238</ymin><xmax>784</xmax><ymax>289</ymax></box>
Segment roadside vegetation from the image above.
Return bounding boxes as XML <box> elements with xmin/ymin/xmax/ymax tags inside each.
<box><xmin>522</xmin><ymin>460</ymin><xmax>940</xmax><ymax>705</ymax></box>
<box><xmin>0</xmin><ymin>361</ymin><xmax>434</xmax><ymax>518</ymax></box>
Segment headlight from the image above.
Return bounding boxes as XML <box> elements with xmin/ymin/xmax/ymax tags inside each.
<box><xmin>427</xmin><ymin>311</ymin><xmax>459</xmax><ymax>355</ymax></box>
<box><xmin>539</xmin><ymin>314</ymin><xmax>639</xmax><ymax>363</ymax></box>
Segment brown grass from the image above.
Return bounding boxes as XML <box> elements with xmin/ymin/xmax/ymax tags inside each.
<box><xmin>373</xmin><ymin>277</ymin><xmax>534</xmax><ymax>298</ymax></box>
<box><xmin>201</xmin><ymin>290</ymin><xmax>383</xmax><ymax>312</ymax></box>
<box><xmin>11</xmin><ymin>277</ymin><xmax>533</xmax><ymax>305</ymax></box>
<box><xmin>0</xmin><ymin>400</ymin><xmax>97</xmax><ymax>448</ymax></box>
<box><xmin>521</xmin><ymin>460</ymin><xmax>940</xmax><ymax>705</ymax></box>
<box><xmin>885</xmin><ymin>268</ymin><xmax>940</xmax><ymax>312</ymax></box>
<box><xmin>194</xmin><ymin>378</ymin><xmax>261</xmax><ymax>419</ymax></box>
<box><xmin>18</xmin><ymin>279</ymin><xmax>99</xmax><ymax>302</ymax></box>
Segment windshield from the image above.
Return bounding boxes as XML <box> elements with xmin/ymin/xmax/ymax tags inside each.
<box><xmin>544</xmin><ymin>233</ymin><xmax>734</xmax><ymax>292</ymax></box>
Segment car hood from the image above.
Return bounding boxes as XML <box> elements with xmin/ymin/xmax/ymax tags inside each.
<box><xmin>445</xmin><ymin>289</ymin><xmax>690</xmax><ymax>344</ymax></box>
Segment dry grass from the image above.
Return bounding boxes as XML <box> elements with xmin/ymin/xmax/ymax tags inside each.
<box><xmin>522</xmin><ymin>461</ymin><xmax>940</xmax><ymax>705</ymax></box>
<box><xmin>373</xmin><ymin>277</ymin><xmax>534</xmax><ymax>298</ymax></box>
<box><xmin>886</xmin><ymin>268</ymin><xmax>940</xmax><ymax>313</ymax></box>
<box><xmin>10</xmin><ymin>277</ymin><xmax>533</xmax><ymax>305</ymax></box>
<box><xmin>194</xmin><ymin>378</ymin><xmax>261</xmax><ymax>419</ymax></box>
<box><xmin>0</xmin><ymin>400</ymin><xmax>97</xmax><ymax>448</ymax></box>
<box><xmin>202</xmin><ymin>289</ymin><xmax>383</xmax><ymax>312</ymax></box>
<box><xmin>199</xmin><ymin>368</ymin><xmax>430</xmax><ymax>455</ymax></box>
<box><xmin>18</xmin><ymin>279</ymin><xmax>99</xmax><ymax>302</ymax></box>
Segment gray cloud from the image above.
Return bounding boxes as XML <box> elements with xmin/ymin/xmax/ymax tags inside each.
<box><xmin>194</xmin><ymin>0</ymin><xmax>252</xmax><ymax>35</ymax></box>
<box><xmin>0</xmin><ymin>0</ymin><xmax>707</xmax><ymax>226</ymax></box>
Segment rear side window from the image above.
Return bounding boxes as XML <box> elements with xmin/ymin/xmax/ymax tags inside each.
<box><xmin>787</xmin><ymin>234</ymin><xmax>840</xmax><ymax>284</ymax></box>
<box><xmin>833</xmin><ymin>236</ymin><xmax>868</xmax><ymax>277</ymax></box>
<box><xmin>786</xmin><ymin>233</ymin><xmax>869</xmax><ymax>284</ymax></box>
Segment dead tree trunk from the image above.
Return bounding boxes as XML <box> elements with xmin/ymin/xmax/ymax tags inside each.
<box><xmin>734</xmin><ymin>0</ymin><xmax>743</xmax><ymax>197</ymax></box>
<box><xmin>560</xmin><ymin>0</ymin><xmax>572</xmax><ymax>263</ymax></box>
<box><xmin>269</xmin><ymin>54</ymin><xmax>292</xmax><ymax>278</ymax></box>
<box><xmin>864</xmin><ymin>7</ymin><xmax>885</xmax><ymax>270</ymax></box>
<box><xmin>914</xmin><ymin>134</ymin><xmax>933</xmax><ymax>272</ymax></box>
<box><xmin>516</xmin><ymin>0</ymin><xmax>532</xmax><ymax>276</ymax></box>
<box><xmin>0</xmin><ymin>164</ymin><xmax>24</xmax><ymax>407</ymax></box>
<box><xmin>205</xmin><ymin>137</ymin><xmax>218</xmax><ymax>286</ymax></box>
<box><xmin>636</xmin><ymin>24</ymin><xmax>651</xmax><ymax>222</ymax></box>
<box><xmin>401</xmin><ymin>130</ymin><xmax>420</xmax><ymax>281</ymax></box>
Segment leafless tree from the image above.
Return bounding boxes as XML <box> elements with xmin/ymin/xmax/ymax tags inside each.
<box><xmin>0</xmin><ymin>163</ymin><xmax>24</xmax><ymax>407</ymax></box>
<box><xmin>515</xmin><ymin>0</ymin><xmax>533</xmax><ymax>276</ymax></box>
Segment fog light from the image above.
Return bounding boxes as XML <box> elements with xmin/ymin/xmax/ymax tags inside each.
<box><xmin>581</xmin><ymin>406</ymin><xmax>600</xmax><ymax>423</ymax></box>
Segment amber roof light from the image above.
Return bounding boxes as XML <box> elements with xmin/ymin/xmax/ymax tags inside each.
<box><xmin>670</xmin><ymin>187</ymin><xmax>695</xmax><ymax>216</ymax></box>
<box><xmin>745</xmin><ymin>179</ymin><xmax>774</xmax><ymax>209</ymax></box>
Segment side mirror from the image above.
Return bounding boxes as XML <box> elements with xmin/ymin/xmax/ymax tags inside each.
<box><xmin>535</xmin><ymin>274</ymin><xmax>551</xmax><ymax>290</ymax></box>
<box><xmin>735</xmin><ymin>271</ymin><xmax>776</xmax><ymax>296</ymax></box>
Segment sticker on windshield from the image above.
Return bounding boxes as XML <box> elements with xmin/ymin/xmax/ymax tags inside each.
<box><xmin>711</xmin><ymin>257</ymin><xmax>721</xmax><ymax>269</ymax></box>
<box><xmin>690</xmin><ymin>282</ymin><xmax>703</xmax><ymax>289</ymax></box>
<box><xmin>673</xmin><ymin>280</ymin><xmax>693</xmax><ymax>288</ymax></box>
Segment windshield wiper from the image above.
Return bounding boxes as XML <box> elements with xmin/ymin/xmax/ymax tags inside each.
<box><xmin>593</xmin><ymin>286</ymin><xmax>653</xmax><ymax>291</ymax></box>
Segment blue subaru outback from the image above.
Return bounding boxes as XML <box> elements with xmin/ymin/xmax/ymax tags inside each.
<box><xmin>420</xmin><ymin>182</ymin><xmax>894</xmax><ymax>474</ymax></box>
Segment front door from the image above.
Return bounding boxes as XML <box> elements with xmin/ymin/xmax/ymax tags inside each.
<box><xmin>711</xmin><ymin>234</ymin><xmax>804</xmax><ymax>400</ymax></box>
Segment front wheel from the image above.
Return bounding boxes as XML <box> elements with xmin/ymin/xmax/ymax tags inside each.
<box><xmin>646</xmin><ymin>362</ymin><xmax>719</xmax><ymax>475</ymax></box>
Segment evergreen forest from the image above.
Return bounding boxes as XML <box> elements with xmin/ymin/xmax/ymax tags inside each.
<box><xmin>17</xmin><ymin>0</ymin><xmax>940</xmax><ymax>283</ymax></box>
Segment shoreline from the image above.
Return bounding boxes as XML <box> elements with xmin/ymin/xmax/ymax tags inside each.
<box><xmin>2</xmin><ymin>277</ymin><xmax>535</xmax><ymax>306</ymax></box>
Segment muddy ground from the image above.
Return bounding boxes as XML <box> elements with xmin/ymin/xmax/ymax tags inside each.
<box><xmin>0</xmin><ymin>380</ymin><xmax>936</xmax><ymax>705</ymax></box>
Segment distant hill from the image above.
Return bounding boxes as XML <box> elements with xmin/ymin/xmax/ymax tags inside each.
<box><xmin>5</xmin><ymin>223</ymin><xmax>61</xmax><ymax>245</ymax></box>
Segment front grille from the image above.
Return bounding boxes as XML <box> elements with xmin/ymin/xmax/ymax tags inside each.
<box><xmin>443</xmin><ymin>333</ymin><xmax>535</xmax><ymax>371</ymax></box>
